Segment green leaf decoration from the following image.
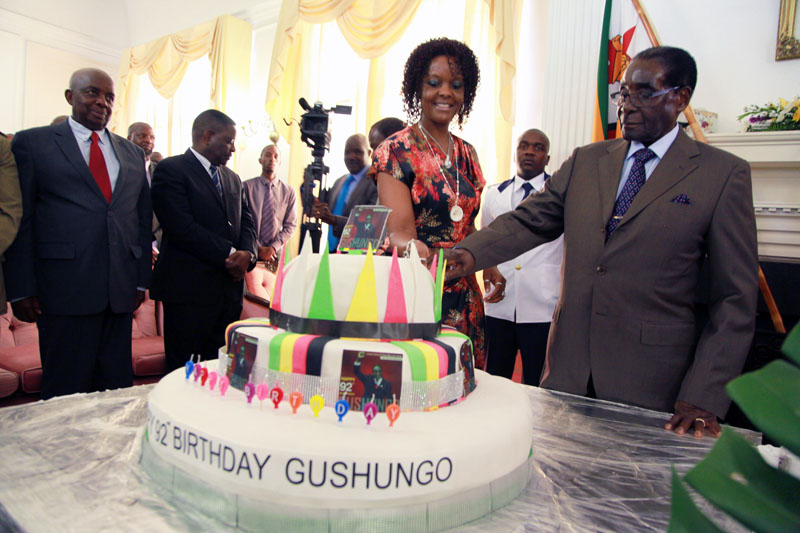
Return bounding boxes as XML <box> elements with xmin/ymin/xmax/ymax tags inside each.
<box><xmin>781</xmin><ymin>323</ymin><xmax>800</xmax><ymax>366</ymax></box>
<box><xmin>725</xmin><ymin>360</ymin><xmax>800</xmax><ymax>458</ymax></box>
<box><xmin>667</xmin><ymin>466</ymin><xmax>724</xmax><ymax>533</ymax></box>
<box><xmin>684</xmin><ymin>428</ymin><xmax>800</xmax><ymax>533</ymax></box>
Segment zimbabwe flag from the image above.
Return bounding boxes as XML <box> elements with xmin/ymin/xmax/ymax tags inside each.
<box><xmin>592</xmin><ymin>0</ymin><xmax>655</xmax><ymax>141</ymax></box>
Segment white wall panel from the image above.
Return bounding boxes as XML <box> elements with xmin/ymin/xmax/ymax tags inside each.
<box><xmin>0</xmin><ymin>29</ymin><xmax>25</xmax><ymax>133</ymax></box>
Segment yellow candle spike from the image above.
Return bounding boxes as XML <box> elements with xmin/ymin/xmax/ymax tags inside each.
<box><xmin>345</xmin><ymin>243</ymin><xmax>379</xmax><ymax>322</ymax></box>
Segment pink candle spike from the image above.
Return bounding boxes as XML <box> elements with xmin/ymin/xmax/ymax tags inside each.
<box><xmin>384</xmin><ymin>246</ymin><xmax>408</xmax><ymax>323</ymax></box>
<box><xmin>271</xmin><ymin>244</ymin><xmax>288</xmax><ymax>312</ymax></box>
<box><xmin>428</xmin><ymin>251</ymin><xmax>438</xmax><ymax>279</ymax></box>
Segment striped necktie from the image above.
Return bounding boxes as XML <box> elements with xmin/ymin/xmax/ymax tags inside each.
<box><xmin>209</xmin><ymin>165</ymin><xmax>223</xmax><ymax>197</ymax></box>
<box><xmin>258</xmin><ymin>179</ymin><xmax>276</xmax><ymax>244</ymax></box>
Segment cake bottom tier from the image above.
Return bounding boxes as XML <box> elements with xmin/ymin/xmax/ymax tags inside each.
<box><xmin>141</xmin><ymin>365</ymin><xmax>533</xmax><ymax>532</ymax></box>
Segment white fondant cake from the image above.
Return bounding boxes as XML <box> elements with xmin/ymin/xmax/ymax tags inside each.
<box><xmin>142</xmin><ymin>367</ymin><xmax>533</xmax><ymax>530</ymax></box>
<box><xmin>140</xmin><ymin>249</ymin><xmax>534</xmax><ymax>531</ymax></box>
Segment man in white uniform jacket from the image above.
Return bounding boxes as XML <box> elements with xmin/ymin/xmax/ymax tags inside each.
<box><xmin>481</xmin><ymin>129</ymin><xmax>563</xmax><ymax>385</ymax></box>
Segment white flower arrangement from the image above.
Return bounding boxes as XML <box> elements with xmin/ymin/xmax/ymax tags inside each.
<box><xmin>738</xmin><ymin>96</ymin><xmax>800</xmax><ymax>132</ymax></box>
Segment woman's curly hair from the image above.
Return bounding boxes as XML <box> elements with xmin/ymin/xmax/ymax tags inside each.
<box><xmin>401</xmin><ymin>38</ymin><xmax>480</xmax><ymax>128</ymax></box>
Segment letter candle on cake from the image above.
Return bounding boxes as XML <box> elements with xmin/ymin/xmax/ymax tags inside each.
<box><xmin>335</xmin><ymin>394</ymin><xmax>350</xmax><ymax>422</ymax></box>
<box><xmin>208</xmin><ymin>371</ymin><xmax>218</xmax><ymax>391</ymax></box>
<box><xmin>363</xmin><ymin>396</ymin><xmax>378</xmax><ymax>425</ymax></box>
<box><xmin>386</xmin><ymin>395</ymin><xmax>400</xmax><ymax>427</ymax></box>
<box><xmin>219</xmin><ymin>376</ymin><xmax>230</xmax><ymax>396</ymax></box>
<box><xmin>244</xmin><ymin>382</ymin><xmax>255</xmax><ymax>404</ymax></box>
<box><xmin>309</xmin><ymin>394</ymin><xmax>324</xmax><ymax>417</ymax></box>
<box><xmin>289</xmin><ymin>391</ymin><xmax>303</xmax><ymax>414</ymax></box>
<box><xmin>256</xmin><ymin>383</ymin><xmax>269</xmax><ymax>408</ymax></box>
<box><xmin>200</xmin><ymin>367</ymin><xmax>209</xmax><ymax>386</ymax></box>
<box><xmin>270</xmin><ymin>386</ymin><xmax>284</xmax><ymax>408</ymax></box>
<box><xmin>184</xmin><ymin>354</ymin><xmax>196</xmax><ymax>380</ymax></box>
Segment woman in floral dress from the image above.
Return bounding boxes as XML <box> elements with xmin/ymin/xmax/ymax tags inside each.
<box><xmin>369</xmin><ymin>38</ymin><xmax>486</xmax><ymax>368</ymax></box>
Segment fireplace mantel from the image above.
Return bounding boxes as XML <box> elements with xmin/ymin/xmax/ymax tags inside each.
<box><xmin>706</xmin><ymin>130</ymin><xmax>800</xmax><ymax>262</ymax></box>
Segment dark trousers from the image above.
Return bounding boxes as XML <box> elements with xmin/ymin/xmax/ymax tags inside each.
<box><xmin>38</xmin><ymin>309</ymin><xmax>133</xmax><ymax>400</ymax></box>
<box><xmin>485</xmin><ymin>315</ymin><xmax>550</xmax><ymax>386</ymax></box>
<box><xmin>163</xmin><ymin>300</ymin><xmax>242</xmax><ymax>371</ymax></box>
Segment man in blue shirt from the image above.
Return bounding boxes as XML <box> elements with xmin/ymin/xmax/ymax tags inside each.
<box><xmin>313</xmin><ymin>134</ymin><xmax>374</xmax><ymax>252</ymax></box>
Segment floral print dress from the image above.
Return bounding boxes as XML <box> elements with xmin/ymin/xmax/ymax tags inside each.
<box><xmin>369</xmin><ymin>126</ymin><xmax>486</xmax><ymax>369</ymax></box>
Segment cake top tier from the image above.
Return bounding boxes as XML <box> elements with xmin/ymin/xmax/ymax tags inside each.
<box><xmin>269</xmin><ymin>243</ymin><xmax>445</xmax><ymax>339</ymax></box>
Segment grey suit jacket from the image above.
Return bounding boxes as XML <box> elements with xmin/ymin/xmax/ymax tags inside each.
<box><xmin>150</xmin><ymin>149</ymin><xmax>257</xmax><ymax>306</ymax></box>
<box><xmin>326</xmin><ymin>171</ymin><xmax>378</xmax><ymax>236</ymax></box>
<box><xmin>5</xmin><ymin>121</ymin><xmax>152</xmax><ymax>315</ymax></box>
<box><xmin>461</xmin><ymin>130</ymin><xmax>758</xmax><ymax>417</ymax></box>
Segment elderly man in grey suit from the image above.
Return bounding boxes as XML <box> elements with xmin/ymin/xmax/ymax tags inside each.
<box><xmin>6</xmin><ymin>68</ymin><xmax>152</xmax><ymax>399</ymax></box>
<box><xmin>446</xmin><ymin>46</ymin><xmax>758</xmax><ymax>438</ymax></box>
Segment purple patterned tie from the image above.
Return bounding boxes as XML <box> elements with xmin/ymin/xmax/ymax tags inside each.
<box><xmin>606</xmin><ymin>147</ymin><xmax>657</xmax><ymax>239</ymax></box>
<box><xmin>258</xmin><ymin>179</ymin><xmax>276</xmax><ymax>245</ymax></box>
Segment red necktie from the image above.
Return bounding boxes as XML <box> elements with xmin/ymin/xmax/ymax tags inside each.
<box><xmin>89</xmin><ymin>132</ymin><xmax>112</xmax><ymax>202</ymax></box>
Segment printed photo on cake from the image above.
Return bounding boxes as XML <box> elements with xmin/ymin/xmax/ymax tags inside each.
<box><xmin>338</xmin><ymin>205</ymin><xmax>391</xmax><ymax>252</ymax></box>
<box><xmin>227</xmin><ymin>332</ymin><xmax>258</xmax><ymax>390</ymax></box>
<box><xmin>340</xmin><ymin>349</ymin><xmax>402</xmax><ymax>412</ymax></box>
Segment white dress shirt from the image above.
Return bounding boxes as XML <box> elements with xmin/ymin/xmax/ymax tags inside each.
<box><xmin>616</xmin><ymin>124</ymin><xmax>679</xmax><ymax>198</ymax></box>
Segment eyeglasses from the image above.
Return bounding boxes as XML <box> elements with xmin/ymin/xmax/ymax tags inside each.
<box><xmin>610</xmin><ymin>86</ymin><xmax>681</xmax><ymax>107</ymax></box>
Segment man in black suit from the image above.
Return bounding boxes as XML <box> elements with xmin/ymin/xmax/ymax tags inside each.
<box><xmin>151</xmin><ymin>109</ymin><xmax>257</xmax><ymax>371</ymax></box>
<box><xmin>5</xmin><ymin>68</ymin><xmax>152</xmax><ymax>399</ymax></box>
<box><xmin>354</xmin><ymin>352</ymin><xmax>392</xmax><ymax>407</ymax></box>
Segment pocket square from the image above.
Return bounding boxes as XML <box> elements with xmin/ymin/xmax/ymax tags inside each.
<box><xmin>671</xmin><ymin>194</ymin><xmax>691</xmax><ymax>205</ymax></box>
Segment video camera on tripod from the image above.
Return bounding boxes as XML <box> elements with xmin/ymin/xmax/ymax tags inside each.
<box><xmin>296</xmin><ymin>98</ymin><xmax>351</xmax><ymax>252</ymax></box>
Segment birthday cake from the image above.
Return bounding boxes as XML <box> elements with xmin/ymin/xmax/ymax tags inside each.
<box><xmin>140</xmin><ymin>245</ymin><xmax>534</xmax><ymax>531</ymax></box>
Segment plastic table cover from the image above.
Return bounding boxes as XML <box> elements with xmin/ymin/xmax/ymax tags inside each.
<box><xmin>0</xmin><ymin>383</ymin><xmax>759</xmax><ymax>532</ymax></box>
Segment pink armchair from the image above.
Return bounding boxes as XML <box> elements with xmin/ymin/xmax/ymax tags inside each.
<box><xmin>0</xmin><ymin>293</ymin><xmax>166</xmax><ymax>399</ymax></box>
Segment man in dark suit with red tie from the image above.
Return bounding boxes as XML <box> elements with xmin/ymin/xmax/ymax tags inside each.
<box><xmin>5</xmin><ymin>68</ymin><xmax>152</xmax><ymax>399</ymax></box>
<box><xmin>151</xmin><ymin>110</ymin><xmax>257</xmax><ymax>371</ymax></box>
<box><xmin>446</xmin><ymin>47</ymin><xmax>758</xmax><ymax>438</ymax></box>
